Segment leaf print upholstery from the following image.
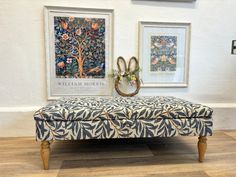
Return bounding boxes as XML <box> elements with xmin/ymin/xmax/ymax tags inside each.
<box><xmin>34</xmin><ymin>96</ymin><xmax>213</xmax><ymax>141</ymax></box>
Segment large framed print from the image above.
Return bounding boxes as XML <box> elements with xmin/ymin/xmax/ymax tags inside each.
<box><xmin>44</xmin><ymin>6</ymin><xmax>113</xmax><ymax>99</ymax></box>
<box><xmin>139</xmin><ymin>21</ymin><xmax>191</xmax><ymax>87</ymax></box>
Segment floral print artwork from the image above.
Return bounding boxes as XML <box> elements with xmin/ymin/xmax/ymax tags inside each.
<box><xmin>54</xmin><ymin>16</ymin><xmax>106</xmax><ymax>79</ymax></box>
<box><xmin>150</xmin><ymin>36</ymin><xmax>177</xmax><ymax>72</ymax></box>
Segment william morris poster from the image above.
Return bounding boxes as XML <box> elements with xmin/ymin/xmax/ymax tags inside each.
<box><xmin>45</xmin><ymin>7</ymin><xmax>113</xmax><ymax>99</ymax></box>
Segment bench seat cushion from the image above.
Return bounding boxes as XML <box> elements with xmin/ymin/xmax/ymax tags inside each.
<box><xmin>34</xmin><ymin>96</ymin><xmax>213</xmax><ymax>140</ymax></box>
<box><xmin>34</xmin><ymin>96</ymin><xmax>213</xmax><ymax>122</ymax></box>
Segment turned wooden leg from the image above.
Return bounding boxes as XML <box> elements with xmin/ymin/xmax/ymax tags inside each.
<box><xmin>41</xmin><ymin>141</ymin><xmax>50</xmax><ymax>170</ymax></box>
<box><xmin>198</xmin><ymin>136</ymin><xmax>207</xmax><ymax>162</ymax></box>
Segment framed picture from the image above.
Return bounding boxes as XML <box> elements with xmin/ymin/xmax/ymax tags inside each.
<box><xmin>139</xmin><ymin>21</ymin><xmax>191</xmax><ymax>87</ymax></box>
<box><xmin>134</xmin><ymin>0</ymin><xmax>196</xmax><ymax>2</ymax></box>
<box><xmin>44</xmin><ymin>6</ymin><xmax>113</xmax><ymax>99</ymax></box>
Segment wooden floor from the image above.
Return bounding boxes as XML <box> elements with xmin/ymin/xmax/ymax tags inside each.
<box><xmin>0</xmin><ymin>131</ymin><xmax>236</xmax><ymax>177</ymax></box>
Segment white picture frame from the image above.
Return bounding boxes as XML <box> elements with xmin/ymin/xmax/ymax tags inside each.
<box><xmin>133</xmin><ymin>0</ymin><xmax>196</xmax><ymax>2</ymax></box>
<box><xmin>44</xmin><ymin>6</ymin><xmax>114</xmax><ymax>100</ymax></box>
<box><xmin>139</xmin><ymin>21</ymin><xmax>191</xmax><ymax>87</ymax></box>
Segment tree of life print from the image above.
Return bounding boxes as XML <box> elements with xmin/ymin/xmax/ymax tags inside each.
<box><xmin>150</xmin><ymin>36</ymin><xmax>177</xmax><ymax>72</ymax></box>
<box><xmin>54</xmin><ymin>16</ymin><xmax>106</xmax><ymax>78</ymax></box>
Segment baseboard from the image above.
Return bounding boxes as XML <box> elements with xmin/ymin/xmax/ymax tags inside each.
<box><xmin>0</xmin><ymin>104</ymin><xmax>235</xmax><ymax>137</ymax></box>
<box><xmin>0</xmin><ymin>111</ymin><xmax>36</xmax><ymax>137</ymax></box>
<box><xmin>0</xmin><ymin>106</ymin><xmax>41</xmax><ymax>112</ymax></box>
<box><xmin>210</xmin><ymin>107</ymin><xmax>236</xmax><ymax>130</ymax></box>
<box><xmin>204</xmin><ymin>103</ymin><xmax>236</xmax><ymax>108</ymax></box>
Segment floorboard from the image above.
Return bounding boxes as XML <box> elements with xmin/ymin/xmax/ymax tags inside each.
<box><xmin>0</xmin><ymin>131</ymin><xmax>235</xmax><ymax>177</ymax></box>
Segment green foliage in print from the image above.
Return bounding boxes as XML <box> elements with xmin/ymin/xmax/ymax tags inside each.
<box><xmin>54</xmin><ymin>16</ymin><xmax>106</xmax><ymax>79</ymax></box>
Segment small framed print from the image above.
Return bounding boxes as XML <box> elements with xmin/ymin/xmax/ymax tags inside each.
<box><xmin>139</xmin><ymin>21</ymin><xmax>191</xmax><ymax>87</ymax></box>
<box><xmin>231</xmin><ymin>40</ymin><xmax>236</xmax><ymax>55</ymax></box>
<box><xmin>44</xmin><ymin>6</ymin><xmax>114</xmax><ymax>99</ymax></box>
<box><xmin>133</xmin><ymin>0</ymin><xmax>196</xmax><ymax>2</ymax></box>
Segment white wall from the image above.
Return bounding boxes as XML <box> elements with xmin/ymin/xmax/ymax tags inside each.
<box><xmin>0</xmin><ymin>0</ymin><xmax>236</xmax><ymax>137</ymax></box>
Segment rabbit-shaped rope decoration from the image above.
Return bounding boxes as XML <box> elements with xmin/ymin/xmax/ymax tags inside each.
<box><xmin>114</xmin><ymin>56</ymin><xmax>141</xmax><ymax>97</ymax></box>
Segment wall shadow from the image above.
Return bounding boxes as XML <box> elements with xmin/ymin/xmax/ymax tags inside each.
<box><xmin>131</xmin><ymin>0</ymin><xmax>197</xmax><ymax>9</ymax></box>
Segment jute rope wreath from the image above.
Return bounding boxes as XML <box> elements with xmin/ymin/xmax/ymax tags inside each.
<box><xmin>115</xmin><ymin>56</ymin><xmax>141</xmax><ymax>97</ymax></box>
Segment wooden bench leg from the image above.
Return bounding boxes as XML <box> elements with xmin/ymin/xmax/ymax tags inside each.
<box><xmin>41</xmin><ymin>141</ymin><xmax>50</xmax><ymax>170</ymax></box>
<box><xmin>198</xmin><ymin>136</ymin><xmax>207</xmax><ymax>162</ymax></box>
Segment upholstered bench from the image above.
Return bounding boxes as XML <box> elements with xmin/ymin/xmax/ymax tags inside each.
<box><xmin>34</xmin><ymin>96</ymin><xmax>213</xmax><ymax>170</ymax></box>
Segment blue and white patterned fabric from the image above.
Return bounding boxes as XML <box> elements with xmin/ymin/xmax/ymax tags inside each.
<box><xmin>34</xmin><ymin>96</ymin><xmax>213</xmax><ymax>141</ymax></box>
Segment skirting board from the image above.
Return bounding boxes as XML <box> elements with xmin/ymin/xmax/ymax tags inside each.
<box><xmin>0</xmin><ymin>111</ymin><xmax>36</xmax><ymax>137</ymax></box>
<box><xmin>0</xmin><ymin>106</ymin><xmax>235</xmax><ymax>137</ymax></box>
